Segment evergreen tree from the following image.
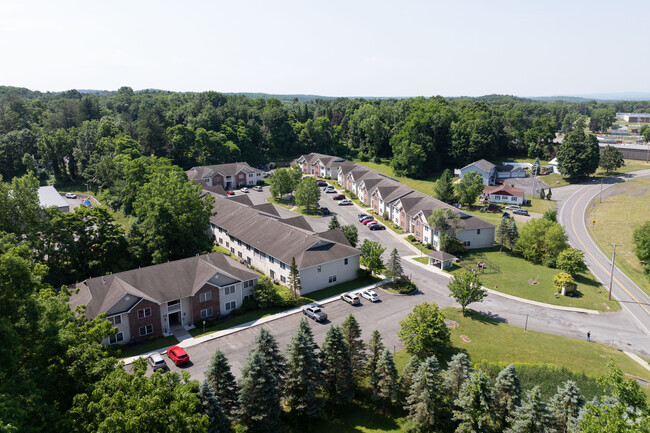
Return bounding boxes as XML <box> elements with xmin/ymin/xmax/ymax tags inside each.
<box><xmin>238</xmin><ymin>350</ymin><xmax>281</xmax><ymax>433</ymax></box>
<box><xmin>328</xmin><ymin>215</ymin><xmax>341</xmax><ymax>230</ymax></box>
<box><xmin>404</xmin><ymin>355</ymin><xmax>447</xmax><ymax>433</ymax></box>
<box><xmin>254</xmin><ymin>328</ymin><xmax>287</xmax><ymax>396</ymax></box>
<box><xmin>288</xmin><ymin>257</ymin><xmax>302</xmax><ymax>300</ymax></box>
<box><xmin>549</xmin><ymin>380</ymin><xmax>584</xmax><ymax>433</ymax></box>
<box><xmin>285</xmin><ymin>319</ymin><xmax>324</xmax><ymax>419</ymax></box>
<box><xmin>367</xmin><ymin>329</ymin><xmax>385</xmax><ymax>392</ymax></box>
<box><xmin>385</xmin><ymin>248</ymin><xmax>404</xmax><ymax>281</ymax></box>
<box><xmin>506</xmin><ymin>386</ymin><xmax>554</xmax><ymax>433</ymax></box>
<box><xmin>198</xmin><ymin>381</ymin><xmax>231</xmax><ymax>433</ymax></box>
<box><xmin>341</xmin><ymin>314</ymin><xmax>366</xmax><ymax>386</ymax></box>
<box><xmin>507</xmin><ymin>219</ymin><xmax>519</xmax><ymax>253</ymax></box>
<box><xmin>433</xmin><ymin>168</ymin><xmax>457</xmax><ymax>204</ymax></box>
<box><xmin>445</xmin><ymin>352</ymin><xmax>474</xmax><ymax>400</ymax></box>
<box><xmin>496</xmin><ymin>217</ymin><xmax>510</xmax><ymax>252</ymax></box>
<box><xmin>540</xmin><ymin>188</ymin><xmax>546</xmax><ymax>200</ymax></box>
<box><xmin>453</xmin><ymin>371</ymin><xmax>497</xmax><ymax>433</ymax></box>
<box><xmin>205</xmin><ymin>349</ymin><xmax>239</xmax><ymax>416</ymax></box>
<box><xmin>400</xmin><ymin>355</ymin><xmax>421</xmax><ymax>398</ymax></box>
<box><xmin>320</xmin><ymin>325</ymin><xmax>355</xmax><ymax>406</ymax></box>
<box><xmin>532</xmin><ymin>157</ymin><xmax>541</xmax><ymax>176</ymax></box>
<box><xmin>546</xmin><ymin>188</ymin><xmax>552</xmax><ymax>200</ymax></box>
<box><xmin>374</xmin><ymin>349</ymin><xmax>400</xmax><ymax>408</ymax></box>
<box><xmin>494</xmin><ymin>364</ymin><xmax>522</xmax><ymax>430</ymax></box>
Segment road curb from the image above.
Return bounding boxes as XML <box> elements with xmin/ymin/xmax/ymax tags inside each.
<box><xmin>624</xmin><ymin>351</ymin><xmax>650</xmax><ymax>373</ymax></box>
<box><xmin>121</xmin><ymin>278</ymin><xmax>390</xmax><ymax>365</ymax></box>
<box><xmin>406</xmin><ymin>255</ymin><xmax>600</xmax><ymax>315</ymax></box>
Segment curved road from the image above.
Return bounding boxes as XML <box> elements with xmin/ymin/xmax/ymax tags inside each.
<box><xmin>559</xmin><ymin>169</ymin><xmax>650</xmax><ymax>338</ymax></box>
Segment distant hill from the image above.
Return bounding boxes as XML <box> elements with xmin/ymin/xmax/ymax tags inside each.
<box><xmin>531</xmin><ymin>92</ymin><xmax>650</xmax><ymax>102</ymax></box>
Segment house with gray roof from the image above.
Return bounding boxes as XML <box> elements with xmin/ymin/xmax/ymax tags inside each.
<box><xmin>209</xmin><ymin>195</ymin><xmax>361</xmax><ymax>294</ymax></box>
<box><xmin>186</xmin><ymin>162</ymin><xmax>263</xmax><ymax>190</ymax></box>
<box><xmin>297</xmin><ymin>153</ymin><xmax>348</xmax><ymax>178</ymax></box>
<box><xmin>69</xmin><ymin>252</ymin><xmax>259</xmax><ymax>345</ymax></box>
<box><xmin>458</xmin><ymin>159</ymin><xmax>498</xmax><ymax>185</ymax></box>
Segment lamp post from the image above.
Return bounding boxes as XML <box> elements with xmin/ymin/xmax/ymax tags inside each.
<box><xmin>608</xmin><ymin>243</ymin><xmax>616</xmax><ymax>301</ymax></box>
<box><xmin>202</xmin><ymin>320</ymin><xmax>206</xmax><ymax>334</ymax></box>
<box><xmin>85</xmin><ymin>183</ymin><xmax>89</xmax><ymax>195</ymax></box>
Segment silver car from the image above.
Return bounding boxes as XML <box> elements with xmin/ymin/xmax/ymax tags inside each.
<box><xmin>147</xmin><ymin>352</ymin><xmax>167</xmax><ymax>371</ymax></box>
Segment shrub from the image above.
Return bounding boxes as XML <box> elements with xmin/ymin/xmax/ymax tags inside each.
<box><xmin>357</xmin><ymin>268</ymin><xmax>372</xmax><ymax>279</ymax></box>
<box><xmin>424</xmin><ymin>243</ymin><xmax>433</xmax><ymax>250</ymax></box>
<box><xmin>395</xmin><ymin>279</ymin><xmax>417</xmax><ymax>294</ymax></box>
<box><xmin>382</xmin><ymin>211</ymin><xmax>389</xmax><ymax>221</ymax></box>
<box><xmin>407</xmin><ymin>234</ymin><xmax>416</xmax><ymax>242</ymax></box>
<box><xmin>324</xmin><ymin>175</ymin><xmax>331</xmax><ymax>180</ymax></box>
<box><xmin>358</xmin><ymin>151</ymin><xmax>369</xmax><ymax>162</ymax></box>
<box><xmin>553</xmin><ymin>272</ymin><xmax>575</xmax><ymax>293</ymax></box>
<box><xmin>253</xmin><ymin>277</ymin><xmax>279</xmax><ymax>309</ymax></box>
<box><xmin>557</xmin><ymin>248</ymin><xmax>586</xmax><ymax>276</ymax></box>
<box><xmin>373</xmin><ymin>155</ymin><xmax>382</xmax><ymax>163</ymax></box>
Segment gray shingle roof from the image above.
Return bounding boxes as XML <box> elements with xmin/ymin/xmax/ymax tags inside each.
<box><xmin>462</xmin><ymin>159</ymin><xmax>496</xmax><ymax>172</ymax></box>
<box><xmin>186</xmin><ymin>162</ymin><xmax>261</xmax><ymax>181</ymax></box>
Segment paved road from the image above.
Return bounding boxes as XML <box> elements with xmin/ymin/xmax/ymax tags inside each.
<box><xmin>150</xmin><ymin>181</ymin><xmax>650</xmax><ymax>380</ymax></box>
<box><xmin>558</xmin><ymin>169</ymin><xmax>650</xmax><ymax>337</ymax></box>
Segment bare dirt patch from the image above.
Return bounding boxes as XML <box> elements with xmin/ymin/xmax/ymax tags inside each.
<box><xmin>460</xmin><ymin>335</ymin><xmax>471</xmax><ymax>342</ymax></box>
<box><xmin>445</xmin><ymin>319</ymin><xmax>458</xmax><ymax>329</ymax></box>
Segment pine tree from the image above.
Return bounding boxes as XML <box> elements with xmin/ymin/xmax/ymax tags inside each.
<box><xmin>506</xmin><ymin>386</ymin><xmax>554</xmax><ymax>433</ymax></box>
<box><xmin>367</xmin><ymin>329</ymin><xmax>385</xmax><ymax>392</ymax></box>
<box><xmin>238</xmin><ymin>349</ymin><xmax>281</xmax><ymax>433</ymax></box>
<box><xmin>494</xmin><ymin>364</ymin><xmax>522</xmax><ymax>430</ymax></box>
<box><xmin>507</xmin><ymin>219</ymin><xmax>519</xmax><ymax>253</ymax></box>
<box><xmin>374</xmin><ymin>349</ymin><xmax>400</xmax><ymax>409</ymax></box>
<box><xmin>532</xmin><ymin>157</ymin><xmax>541</xmax><ymax>176</ymax></box>
<box><xmin>453</xmin><ymin>371</ymin><xmax>497</xmax><ymax>433</ymax></box>
<box><xmin>444</xmin><ymin>352</ymin><xmax>473</xmax><ymax>400</ymax></box>
<box><xmin>254</xmin><ymin>328</ymin><xmax>287</xmax><ymax>396</ymax></box>
<box><xmin>549</xmin><ymin>380</ymin><xmax>584</xmax><ymax>433</ymax></box>
<box><xmin>341</xmin><ymin>314</ymin><xmax>366</xmax><ymax>386</ymax></box>
<box><xmin>385</xmin><ymin>248</ymin><xmax>404</xmax><ymax>281</ymax></box>
<box><xmin>400</xmin><ymin>355</ymin><xmax>421</xmax><ymax>397</ymax></box>
<box><xmin>328</xmin><ymin>215</ymin><xmax>341</xmax><ymax>230</ymax></box>
<box><xmin>320</xmin><ymin>325</ymin><xmax>355</xmax><ymax>406</ymax></box>
<box><xmin>205</xmin><ymin>349</ymin><xmax>239</xmax><ymax>416</ymax></box>
<box><xmin>546</xmin><ymin>188</ymin><xmax>552</xmax><ymax>200</ymax></box>
<box><xmin>285</xmin><ymin>319</ymin><xmax>324</xmax><ymax>419</ymax></box>
<box><xmin>433</xmin><ymin>169</ymin><xmax>457</xmax><ymax>204</ymax></box>
<box><xmin>496</xmin><ymin>217</ymin><xmax>510</xmax><ymax>252</ymax></box>
<box><xmin>198</xmin><ymin>381</ymin><xmax>231</xmax><ymax>433</ymax></box>
<box><xmin>540</xmin><ymin>188</ymin><xmax>546</xmax><ymax>200</ymax></box>
<box><xmin>288</xmin><ymin>257</ymin><xmax>302</xmax><ymax>300</ymax></box>
<box><xmin>404</xmin><ymin>355</ymin><xmax>447</xmax><ymax>433</ymax></box>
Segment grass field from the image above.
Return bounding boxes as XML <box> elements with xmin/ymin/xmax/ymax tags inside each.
<box><xmin>586</xmin><ymin>176</ymin><xmax>650</xmax><ymax>297</ymax></box>
<box><xmin>266</xmin><ymin>196</ymin><xmax>322</xmax><ymax>216</ymax></box>
<box><xmin>447</xmin><ymin>247</ymin><xmax>620</xmax><ymax>312</ymax></box>
<box><xmin>524</xmin><ymin>197</ymin><xmax>556</xmax><ymax>214</ymax></box>
<box><xmin>542</xmin><ymin>159</ymin><xmax>650</xmax><ymax>188</ymax></box>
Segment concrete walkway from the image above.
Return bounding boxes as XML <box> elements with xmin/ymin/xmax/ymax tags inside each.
<box><xmin>170</xmin><ymin>324</ymin><xmax>193</xmax><ymax>342</ymax></box>
<box><xmin>122</xmin><ymin>278</ymin><xmax>390</xmax><ymax>365</ymax></box>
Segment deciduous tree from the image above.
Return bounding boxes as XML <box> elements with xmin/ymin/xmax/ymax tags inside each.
<box><xmin>294</xmin><ymin>177</ymin><xmax>320</xmax><ymax>210</ymax></box>
<box><xmin>360</xmin><ymin>239</ymin><xmax>386</xmax><ymax>275</ymax></box>
<box><xmin>633</xmin><ymin>221</ymin><xmax>650</xmax><ymax>276</ymax></box>
<box><xmin>556</xmin><ymin>129</ymin><xmax>600</xmax><ymax>178</ymax></box>
<box><xmin>341</xmin><ymin>224</ymin><xmax>358</xmax><ymax>247</ymax></box>
<box><xmin>448</xmin><ymin>270</ymin><xmax>486</xmax><ymax>315</ymax></box>
<box><xmin>398</xmin><ymin>302</ymin><xmax>450</xmax><ymax>358</ymax></box>
<box><xmin>455</xmin><ymin>171</ymin><xmax>485</xmax><ymax>206</ymax></box>
<box><xmin>557</xmin><ymin>247</ymin><xmax>587</xmax><ymax>276</ymax></box>
<box><xmin>599</xmin><ymin>145</ymin><xmax>625</xmax><ymax>174</ymax></box>
<box><xmin>516</xmin><ymin>218</ymin><xmax>568</xmax><ymax>265</ymax></box>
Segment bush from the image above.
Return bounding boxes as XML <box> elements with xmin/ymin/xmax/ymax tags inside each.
<box><xmin>406</xmin><ymin>234</ymin><xmax>416</xmax><ymax>242</ymax></box>
<box><xmin>324</xmin><ymin>175</ymin><xmax>331</xmax><ymax>180</ymax></box>
<box><xmin>357</xmin><ymin>268</ymin><xmax>372</xmax><ymax>279</ymax></box>
<box><xmin>543</xmin><ymin>209</ymin><xmax>557</xmax><ymax>222</ymax></box>
<box><xmin>382</xmin><ymin>211</ymin><xmax>389</xmax><ymax>221</ymax></box>
<box><xmin>553</xmin><ymin>272</ymin><xmax>575</xmax><ymax>293</ymax></box>
<box><xmin>358</xmin><ymin>151</ymin><xmax>369</xmax><ymax>162</ymax></box>
<box><xmin>253</xmin><ymin>277</ymin><xmax>279</xmax><ymax>309</ymax></box>
<box><xmin>557</xmin><ymin>247</ymin><xmax>586</xmax><ymax>276</ymax></box>
<box><xmin>424</xmin><ymin>243</ymin><xmax>433</xmax><ymax>250</ymax></box>
<box><xmin>441</xmin><ymin>235</ymin><xmax>467</xmax><ymax>255</ymax></box>
<box><xmin>394</xmin><ymin>278</ymin><xmax>417</xmax><ymax>294</ymax></box>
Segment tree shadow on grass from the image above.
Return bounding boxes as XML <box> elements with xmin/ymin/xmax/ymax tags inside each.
<box><xmin>463</xmin><ymin>308</ymin><xmax>506</xmax><ymax>325</ymax></box>
<box><xmin>306</xmin><ymin>400</ymin><xmax>402</xmax><ymax>433</ymax></box>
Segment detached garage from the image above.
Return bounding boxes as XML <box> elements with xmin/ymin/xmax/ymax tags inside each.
<box><xmin>38</xmin><ymin>186</ymin><xmax>70</xmax><ymax>212</ymax></box>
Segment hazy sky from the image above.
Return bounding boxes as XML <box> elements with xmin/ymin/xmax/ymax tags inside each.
<box><xmin>1</xmin><ymin>0</ymin><xmax>648</xmax><ymax>97</ymax></box>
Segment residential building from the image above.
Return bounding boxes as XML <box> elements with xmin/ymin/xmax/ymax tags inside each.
<box><xmin>296</xmin><ymin>153</ymin><xmax>349</xmax><ymax>178</ymax></box>
<box><xmin>38</xmin><ymin>186</ymin><xmax>70</xmax><ymax>212</ymax></box>
<box><xmin>495</xmin><ymin>164</ymin><xmax>527</xmax><ymax>179</ymax></box>
<box><xmin>69</xmin><ymin>252</ymin><xmax>259</xmax><ymax>345</ymax></box>
<box><xmin>617</xmin><ymin>113</ymin><xmax>650</xmax><ymax>123</ymax></box>
<box><xmin>209</xmin><ymin>195</ymin><xmax>361</xmax><ymax>294</ymax></box>
<box><xmin>457</xmin><ymin>159</ymin><xmax>497</xmax><ymax>186</ymax></box>
<box><xmin>186</xmin><ymin>162</ymin><xmax>264</xmax><ymax>190</ymax></box>
<box><xmin>481</xmin><ymin>184</ymin><xmax>525</xmax><ymax>205</ymax></box>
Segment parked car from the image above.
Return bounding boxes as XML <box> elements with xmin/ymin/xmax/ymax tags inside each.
<box><xmin>241</xmin><ymin>187</ymin><xmax>249</xmax><ymax>193</ymax></box>
<box><xmin>82</xmin><ymin>199</ymin><xmax>92</xmax><ymax>208</ymax></box>
<box><xmin>368</xmin><ymin>223</ymin><xmax>386</xmax><ymax>230</ymax></box>
<box><xmin>65</xmin><ymin>192</ymin><xmax>77</xmax><ymax>199</ymax></box>
<box><xmin>362</xmin><ymin>218</ymin><xmax>376</xmax><ymax>225</ymax></box>
<box><xmin>226</xmin><ymin>190</ymin><xmax>235</xmax><ymax>196</ymax></box>
<box><xmin>320</xmin><ymin>207</ymin><xmax>330</xmax><ymax>215</ymax></box>
<box><xmin>302</xmin><ymin>305</ymin><xmax>327</xmax><ymax>322</ymax></box>
<box><xmin>340</xmin><ymin>293</ymin><xmax>360</xmax><ymax>305</ymax></box>
<box><xmin>358</xmin><ymin>213</ymin><xmax>371</xmax><ymax>222</ymax></box>
<box><xmin>147</xmin><ymin>352</ymin><xmax>168</xmax><ymax>371</ymax></box>
<box><xmin>502</xmin><ymin>212</ymin><xmax>510</xmax><ymax>219</ymax></box>
<box><xmin>513</xmin><ymin>209</ymin><xmax>529</xmax><ymax>216</ymax></box>
<box><xmin>505</xmin><ymin>205</ymin><xmax>521</xmax><ymax>210</ymax></box>
<box><xmin>254</xmin><ymin>185</ymin><xmax>263</xmax><ymax>192</ymax></box>
<box><xmin>333</xmin><ymin>194</ymin><xmax>346</xmax><ymax>200</ymax></box>
<box><xmin>167</xmin><ymin>346</ymin><xmax>190</xmax><ymax>366</ymax></box>
<box><xmin>324</xmin><ymin>187</ymin><xmax>336</xmax><ymax>193</ymax></box>
<box><xmin>316</xmin><ymin>180</ymin><xmax>328</xmax><ymax>187</ymax></box>
<box><xmin>360</xmin><ymin>289</ymin><xmax>380</xmax><ymax>302</ymax></box>
<box><xmin>338</xmin><ymin>199</ymin><xmax>353</xmax><ymax>206</ymax></box>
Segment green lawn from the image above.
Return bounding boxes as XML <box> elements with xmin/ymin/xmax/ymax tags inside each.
<box><xmin>311</xmin><ymin>402</ymin><xmax>405</xmax><ymax>433</ymax></box>
<box><xmin>524</xmin><ymin>197</ymin><xmax>555</xmax><ymax>214</ymax></box>
<box><xmin>412</xmin><ymin>257</ymin><xmax>429</xmax><ymax>265</ymax></box>
<box><xmin>118</xmin><ymin>335</ymin><xmax>179</xmax><ymax>359</ymax></box>
<box><xmin>586</xmin><ymin>177</ymin><xmax>650</xmax><ymax>297</ymax></box>
<box><xmin>447</xmin><ymin>247</ymin><xmax>620</xmax><ymax>312</ymax></box>
<box><xmin>266</xmin><ymin>196</ymin><xmax>322</xmax><ymax>217</ymax></box>
<box><xmin>461</xmin><ymin>207</ymin><xmax>523</xmax><ymax>231</ymax></box>
<box><xmin>542</xmin><ymin>159</ymin><xmax>650</xmax><ymax>188</ymax></box>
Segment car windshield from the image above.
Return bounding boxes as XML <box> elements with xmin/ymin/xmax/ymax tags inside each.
<box><xmin>312</xmin><ymin>308</ymin><xmax>322</xmax><ymax>313</ymax></box>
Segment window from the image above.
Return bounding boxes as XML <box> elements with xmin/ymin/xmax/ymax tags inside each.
<box><xmin>494</xmin><ymin>195</ymin><xmax>501</xmax><ymax>200</ymax></box>
<box><xmin>230</xmin><ymin>247</ymin><xmax>234</xmax><ymax>254</ymax></box>
<box><xmin>477</xmin><ymin>229</ymin><xmax>481</xmax><ymax>235</ymax></box>
<box><xmin>200</xmin><ymin>308</ymin><xmax>213</xmax><ymax>318</ymax></box>
<box><xmin>243</xmin><ymin>280</ymin><xmax>251</xmax><ymax>288</ymax></box>
<box><xmin>109</xmin><ymin>315</ymin><xmax>121</xmax><ymax>325</ymax></box>
<box><xmin>200</xmin><ymin>291</ymin><xmax>212</xmax><ymax>302</ymax></box>
<box><xmin>243</xmin><ymin>294</ymin><xmax>254</xmax><ymax>301</ymax></box>
<box><xmin>109</xmin><ymin>332</ymin><xmax>124</xmax><ymax>344</ymax></box>
<box><xmin>246</xmin><ymin>244</ymin><xmax>251</xmax><ymax>251</ymax></box>
<box><xmin>511</xmin><ymin>196</ymin><xmax>517</xmax><ymax>201</ymax></box>
<box><xmin>280</xmin><ymin>275</ymin><xmax>286</xmax><ymax>283</ymax></box>
<box><xmin>216</xmin><ymin>177</ymin><xmax>221</xmax><ymax>182</ymax></box>
<box><xmin>344</xmin><ymin>258</ymin><xmax>349</xmax><ymax>265</ymax></box>
<box><xmin>248</xmin><ymin>173</ymin><xmax>253</xmax><ymax>178</ymax></box>
<box><xmin>269</xmin><ymin>256</ymin><xmax>275</xmax><ymax>264</ymax></box>
<box><xmin>137</xmin><ymin>307</ymin><xmax>152</xmax><ymax>319</ymax></box>
<box><xmin>225</xmin><ymin>301</ymin><xmax>236</xmax><ymax>311</ymax></box>
<box><xmin>328</xmin><ymin>275</ymin><xmax>337</xmax><ymax>283</ymax></box>
<box><xmin>219</xmin><ymin>238</ymin><xmax>223</xmax><ymax>244</ymax></box>
<box><xmin>280</xmin><ymin>262</ymin><xmax>286</xmax><ymax>270</ymax></box>
<box><xmin>463</xmin><ymin>241</ymin><xmax>471</xmax><ymax>247</ymax></box>
<box><xmin>270</xmin><ymin>270</ymin><xmax>275</xmax><ymax>279</ymax></box>
<box><xmin>226</xmin><ymin>241</ymin><xmax>229</xmax><ymax>247</ymax></box>
<box><xmin>224</xmin><ymin>285</ymin><xmax>235</xmax><ymax>295</ymax></box>
<box><xmin>139</xmin><ymin>325</ymin><xmax>153</xmax><ymax>336</ymax></box>
<box><xmin>237</xmin><ymin>240</ymin><xmax>242</xmax><ymax>246</ymax></box>
<box><xmin>247</xmin><ymin>257</ymin><xmax>251</xmax><ymax>265</ymax></box>
<box><xmin>417</xmin><ymin>220</ymin><xmax>420</xmax><ymax>227</ymax></box>
<box><xmin>238</xmin><ymin>251</ymin><xmax>242</xmax><ymax>258</ymax></box>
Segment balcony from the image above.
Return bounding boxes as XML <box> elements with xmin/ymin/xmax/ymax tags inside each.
<box><xmin>167</xmin><ymin>300</ymin><xmax>181</xmax><ymax>313</ymax></box>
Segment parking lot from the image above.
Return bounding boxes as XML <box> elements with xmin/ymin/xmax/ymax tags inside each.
<box><xmin>61</xmin><ymin>192</ymin><xmax>98</xmax><ymax>211</ymax></box>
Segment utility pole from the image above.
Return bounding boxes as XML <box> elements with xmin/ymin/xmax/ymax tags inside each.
<box><xmin>608</xmin><ymin>243</ymin><xmax>617</xmax><ymax>301</ymax></box>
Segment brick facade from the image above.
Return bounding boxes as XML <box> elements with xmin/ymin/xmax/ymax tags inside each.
<box><xmin>128</xmin><ymin>299</ymin><xmax>162</xmax><ymax>342</ymax></box>
<box><xmin>191</xmin><ymin>283</ymin><xmax>221</xmax><ymax>324</ymax></box>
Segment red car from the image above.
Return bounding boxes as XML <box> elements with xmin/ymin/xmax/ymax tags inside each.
<box><xmin>362</xmin><ymin>217</ymin><xmax>375</xmax><ymax>225</ymax></box>
<box><xmin>226</xmin><ymin>190</ymin><xmax>235</xmax><ymax>196</ymax></box>
<box><xmin>167</xmin><ymin>346</ymin><xmax>190</xmax><ymax>366</ymax></box>
<box><xmin>332</xmin><ymin>194</ymin><xmax>345</xmax><ymax>200</ymax></box>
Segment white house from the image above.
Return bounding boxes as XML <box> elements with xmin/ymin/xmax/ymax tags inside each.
<box><xmin>482</xmin><ymin>184</ymin><xmax>525</xmax><ymax>205</ymax></box>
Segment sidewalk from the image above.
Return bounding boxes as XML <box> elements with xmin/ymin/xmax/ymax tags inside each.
<box><xmin>122</xmin><ymin>278</ymin><xmax>390</xmax><ymax>365</ymax></box>
<box><xmin>405</xmin><ymin>254</ymin><xmax>600</xmax><ymax>315</ymax></box>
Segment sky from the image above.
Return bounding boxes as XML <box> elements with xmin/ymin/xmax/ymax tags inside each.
<box><xmin>1</xmin><ymin>0</ymin><xmax>649</xmax><ymax>98</ymax></box>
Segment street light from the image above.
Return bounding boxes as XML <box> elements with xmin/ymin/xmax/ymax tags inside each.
<box><xmin>85</xmin><ymin>183</ymin><xmax>89</xmax><ymax>195</ymax></box>
<box><xmin>607</xmin><ymin>243</ymin><xmax>632</xmax><ymax>301</ymax></box>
